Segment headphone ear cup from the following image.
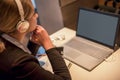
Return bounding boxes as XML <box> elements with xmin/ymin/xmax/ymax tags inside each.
<box><xmin>16</xmin><ymin>21</ymin><xmax>29</xmax><ymax>33</ymax></box>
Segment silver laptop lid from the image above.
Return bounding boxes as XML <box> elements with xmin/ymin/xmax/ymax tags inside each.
<box><xmin>76</xmin><ymin>8</ymin><xmax>120</xmax><ymax>49</ymax></box>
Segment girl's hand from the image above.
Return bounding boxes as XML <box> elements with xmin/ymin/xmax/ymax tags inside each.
<box><xmin>31</xmin><ymin>25</ymin><xmax>54</xmax><ymax>50</ymax></box>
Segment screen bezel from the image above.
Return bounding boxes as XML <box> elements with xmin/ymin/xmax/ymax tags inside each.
<box><xmin>76</xmin><ymin>7</ymin><xmax>120</xmax><ymax>49</ymax></box>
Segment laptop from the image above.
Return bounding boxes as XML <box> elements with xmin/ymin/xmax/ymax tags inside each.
<box><xmin>63</xmin><ymin>8</ymin><xmax>120</xmax><ymax>71</ymax></box>
<box><xmin>31</xmin><ymin>0</ymin><xmax>40</xmax><ymax>25</ymax></box>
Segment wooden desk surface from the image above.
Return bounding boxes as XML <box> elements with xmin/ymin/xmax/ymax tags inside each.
<box><xmin>40</xmin><ymin>27</ymin><xmax>120</xmax><ymax>80</ymax></box>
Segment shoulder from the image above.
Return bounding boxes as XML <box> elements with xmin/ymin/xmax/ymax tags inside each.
<box><xmin>0</xmin><ymin>39</ymin><xmax>39</xmax><ymax>69</ymax></box>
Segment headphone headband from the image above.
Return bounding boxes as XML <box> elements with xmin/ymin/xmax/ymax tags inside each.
<box><xmin>14</xmin><ymin>0</ymin><xmax>29</xmax><ymax>33</ymax></box>
<box><xmin>15</xmin><ymin>0</ymin><xmax>25</xmax><ymax>21</ymax></box>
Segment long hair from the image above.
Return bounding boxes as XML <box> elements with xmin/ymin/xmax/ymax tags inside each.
<box><xmin>0</xmin><ymin>0</ymin><xmax>34</xmax><ymax>52</ymax></box>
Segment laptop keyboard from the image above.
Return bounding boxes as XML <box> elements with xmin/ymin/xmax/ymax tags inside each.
<box><xmin>65</xmin><ymin>38</ymin><xmax>112</xmax><ymax>59</ymax></box>
<box><xmin>63</xmin><ymin>45</ymin><xmax>82</xmax><ymax>59</ymax></box>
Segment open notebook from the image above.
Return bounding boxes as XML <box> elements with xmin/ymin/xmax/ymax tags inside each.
<box><xmin>63</xmin><ymin>8</ymin><xmax>120</xmax><ymax>71</ymax></box>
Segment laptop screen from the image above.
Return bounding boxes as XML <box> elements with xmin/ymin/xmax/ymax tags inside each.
<box><xmin>31</xmin><ymin>0</ymin><xmax>36</xmax><ymax>8</ymax></box>
<box><xmin>77</xmin><ymin>8</ymin><xmax>120</xmax><ymax>48</ymax></box>
<box><xmin>31</xmin><ymin>0</ymin><xmax>45</xmax><ymax>54</ymax></box>
<box><xmin>31</xmin><ymin>0</ymin><xmax>40</xmax><ymax>25</ymax></box>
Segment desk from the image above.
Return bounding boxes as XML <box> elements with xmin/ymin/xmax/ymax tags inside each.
<box><xmin>39</xmin><ymin>27</ymin><xmax>120</xmax><ymax>80</ymax></box>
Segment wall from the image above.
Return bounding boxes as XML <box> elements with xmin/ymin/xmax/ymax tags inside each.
<box><xmin>60</xmin><ymin>0</ymin><xmax>98</xmax><ymax>30</ymax></box>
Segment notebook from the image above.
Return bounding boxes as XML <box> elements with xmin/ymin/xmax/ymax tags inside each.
<box><xmin>63</xmin><ymin>8</ymin><xmax>120</xmax><ymax>71</ymax></box>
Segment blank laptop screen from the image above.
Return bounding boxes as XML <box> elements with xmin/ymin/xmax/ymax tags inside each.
<box><xmin>31</xmin><ymin>0</ymin><xmax>36</xmax><ymax>8</ymax></box>
<box><xmin>77</xmin><ymin>8</ymin><xmax>119</xmax><ymax>48</ymax></box>
<box><xmin>31</xmin><ymin>0</ymin><xmax>45</xmax><ymax>54</ymax></box>
<box><xmin>31</xmin><ymin>0</ymin><xmax>40</xmax><ymax>25</ymax></box>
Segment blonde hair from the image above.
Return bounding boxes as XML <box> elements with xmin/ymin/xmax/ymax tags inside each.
<box><xmin>0</xmin><ymin>0</ymin><xmax>34</xmax><ymax>52</ymax></box>
<box><xmin>0</xmin><ymin>40</ymin><xmax>5</xmax><ymax>53</ymax></box>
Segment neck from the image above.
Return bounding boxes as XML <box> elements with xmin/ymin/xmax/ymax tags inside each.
<box><xmin>21</xmin><ymin>33</ymin><xmax>31</xmax><ymax>47</ymax></box>
<box><xmin>9</xmin><ymin>32</ymin><xmax>30</xmax><ymax>47</ymax></box>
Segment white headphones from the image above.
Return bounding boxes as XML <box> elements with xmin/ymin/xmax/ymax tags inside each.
<box><xmin>14</xmin><ymin>0</ymin><xmax>29</xmax><ymax>33</ymax></box>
